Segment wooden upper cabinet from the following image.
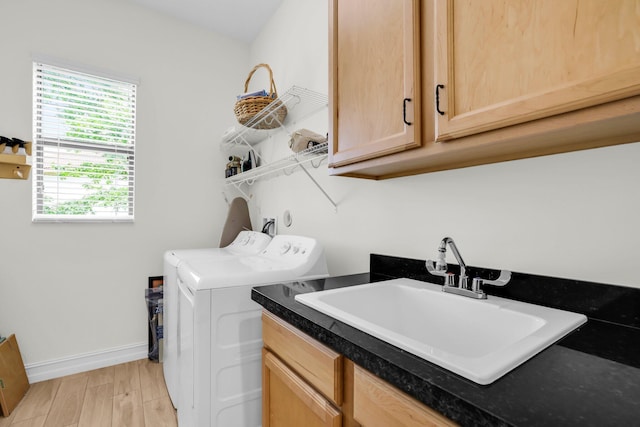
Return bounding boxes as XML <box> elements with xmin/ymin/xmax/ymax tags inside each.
<box><xmin>435</xmin><ymin>0</ymin><xmax>640</xmax><ymax>141</ymax></box>
<box><xmin>329</xmin><ymin>0</ymin><xmax>422</xmax><ymax>168</ymax></box>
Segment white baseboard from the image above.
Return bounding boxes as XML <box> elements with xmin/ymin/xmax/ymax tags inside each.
<box><xmin>25</xmin><ymin>342</ymin><xmax>148</xmax><ymax>383</ymax></box>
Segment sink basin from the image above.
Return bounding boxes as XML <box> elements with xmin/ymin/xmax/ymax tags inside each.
<box><xmin>294</xmin><ymin>278</ymin><xmax>587</xmax><ymax>385</ymax></box>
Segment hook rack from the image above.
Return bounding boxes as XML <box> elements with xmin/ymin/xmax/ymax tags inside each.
<box><xmin>0</xmin><ymin>138</ymin><xmax>32</xmax><ymax>180</ymax></box>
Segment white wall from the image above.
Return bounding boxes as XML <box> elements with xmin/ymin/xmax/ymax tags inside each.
<box><xmin>2</xmin><ymin>0</ymin><xmax>639</xmax><ymax>378</ymax></box>
<box><xmin>247</xmin><ymin>0</ymin><xmax>640</xmax><ymax>288</ymax></box>
<box><xmin>0</xmin><ymin>0</ymin><xmax>249</xmax><ymax>370</ymax></box>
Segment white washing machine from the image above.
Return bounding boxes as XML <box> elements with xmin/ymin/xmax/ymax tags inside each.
<box><xmin>163</xmin><ymin>231</ymin><xmax>271</xmax><ymax>408</ymax></box>
<box><xmin>176</xmin><ymin>235</ymin><xmax>328</xmax><ymax>427</ymax></box>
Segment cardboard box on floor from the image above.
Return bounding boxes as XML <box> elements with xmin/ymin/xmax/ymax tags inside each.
<box><xmin>0</xmin><ymin>335</ymin><xmax>30</xmax><ymax>416</ymax></box>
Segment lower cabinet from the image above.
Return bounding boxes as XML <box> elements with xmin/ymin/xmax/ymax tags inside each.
<box><xmin>262</xmin><ymin>310</ymin><xmax>347</xmax><ymax>427</ymax></box>
<box><xmin>261</xmin><ymin>311</ymin><xmax>456</xmax><ymax>427</ymax></box>
<box><xmin>353</xmin><ymin>365</ymin><xmax>457</xmax><ymax>427</ymax></box>
<box><xmin>263</xmin><ymin>350</ymin><xmax>341</xmax><ymax>427</ymax></box>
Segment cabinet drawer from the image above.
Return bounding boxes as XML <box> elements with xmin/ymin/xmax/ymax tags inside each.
<box><xmin>353</xmin><ymin>365</ymin><xmax>456</xmax><ymax>427</ymax></box>
<box><xmin>262</xmin><ymin>311</ymin><xmax>343</xmax><ymax>405</ymax></box>
<box><xmin>263</xmin><ymin>350</ymin><xmax>341</xmax><ymax>427</ymax></box>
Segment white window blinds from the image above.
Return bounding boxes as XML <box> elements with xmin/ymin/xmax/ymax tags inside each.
<box><xmin>33</xmin><ymin>62</ymin><xmax>137</xmax><ymax>222</ymax></box>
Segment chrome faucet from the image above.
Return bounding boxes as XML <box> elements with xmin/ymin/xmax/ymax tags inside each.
<box><xmin>426</xmin><ymin>237</ymin><xmax>511</xmax><ymax>299</ymax></box>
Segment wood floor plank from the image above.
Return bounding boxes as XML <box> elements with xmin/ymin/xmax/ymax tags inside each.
<box><xmin>43</xmin><ymin>375</ymin><xmax>88</xmax><ymax>427</ymax></box>
<box><xmin>77</xmin><ymin>383</ymin><xmax>112</xmax><ymax>427</ymax></box>
<box><xmin>6</xmin><ymin>415</ymin><xmax>46</xmax><ymax>427</ymax></box>
<box><xmin>114</xmin><ymin>361</ymin><xmax>141</xmax><ymax>396</ymax></box>
<box><xmin>0</xmin><ymin>408</ymin><xmax>15</xmax><ymax>427</ymax></box>
<box><xmin>113</xmin><ymin>389</ymin><xmax>144</xmax><ymax>427</ymax></box>
<box><xmin>138</xmin><ymin>360</ymin><xmax>168</xmax><ymax>403</ymax></box>
<box><xmin>142</xmin><ymin>396</ymin><xmax>177</xmax><ymax>427</ymax></box>
<box><xmin>3</xmin><ymin>359</ymin><xmax>174</xmax><ymax>427</ymax></box>
<box><xmin>86</xmin><ymin>366</ymin><xmax>114</xmax><ymax>389</ymax></box>
<box><xmin>9</xmin><ymin>379</ymin><xmax>61</xmax><ymax>424</ymax></box>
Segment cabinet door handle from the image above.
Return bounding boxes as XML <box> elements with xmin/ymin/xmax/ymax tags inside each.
<box><xmin>436</xmin><ymin>84</ymin><xmax>445</xmax><ymax>116</ymax></box>
<box><xmin>403</xmin><ymin>98</ymin><xmax>412</xmax><ymax>126</ymax></box>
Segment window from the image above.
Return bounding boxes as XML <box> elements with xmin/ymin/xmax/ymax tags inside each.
<box><xmin>33</xmin><ymin>61</ymin><xmax>137</xmax><ymax>222</ymax></box>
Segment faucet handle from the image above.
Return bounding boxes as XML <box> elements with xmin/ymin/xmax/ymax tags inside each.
<box><xmin>426</xmin><ymin>260</ymin><xmax>447</xmax><ymax>277</ymax></box>
<box><xmin>458</xmin><ymin>275</ymin><xmax>469</xmax><ymax>290</ymax></box>
<box><xmin>482</xmin><ymin>270</ymin><xmax>511</xmax><ymax>287</ymax></box>
<box><xmin>445</xmin><ymin>273</ymin><xmax>456</xmax><ymax>287</ymax></box>
<box><xmin>471</xmin><ymin>277</ymin><xmax>483</xmax><ymax>293</ymax></box>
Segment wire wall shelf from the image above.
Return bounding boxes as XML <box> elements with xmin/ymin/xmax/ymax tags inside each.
<box><xmin>221</xmin><ymin>86</ymin><xmax>336</xmax><ymax>210</ymax></box>
<box><xmin>221</xmin><ymin>86</ymin><xmax>329</xmax><ymax>149</ymax></box>
<box><xmin>225</xmin><ymin>142</ymin><xmax>328</xmax><ymax>185</ymax></box>
<box><xmin>224</xmin><ymin>142</ymin><xmax>336</xmax><ymax>210</ymax></box>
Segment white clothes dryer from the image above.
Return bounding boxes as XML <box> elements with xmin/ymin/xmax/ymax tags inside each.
<box><xmin>176</xmin><ymin>235</ymin><xmax>328</xmax><ymax>427</ymax></box>
<box><xmin>162</xmin><ymin>230</ymin><xmax>271</xmax><ymax>407</ymax></box>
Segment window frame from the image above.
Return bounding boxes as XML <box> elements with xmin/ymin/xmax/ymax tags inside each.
<box><xmin>32</xmin><ymin>59</ymin><xmax>138</xmax><ymax>223</ymax></box>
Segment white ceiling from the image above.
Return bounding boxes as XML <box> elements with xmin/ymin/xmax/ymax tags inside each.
<box><xmin>129</xmin><ymin>0</ymin><xmax>284</xmax><ymax>43</ymax></box>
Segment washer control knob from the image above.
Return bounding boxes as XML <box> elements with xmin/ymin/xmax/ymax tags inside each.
<box><xmin>291</xmin><ymin>246</ymin><xmax>300</xmax><ymax>254</ymax></box>
<box><xmin>279</xmin><ymin>242</ymin><xmax>291</xmax><ymax>254</ymax></box>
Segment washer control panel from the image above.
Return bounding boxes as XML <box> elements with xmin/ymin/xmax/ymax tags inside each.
<box><xmin>227</xmin><ymin>231</ymin><xmax>272</xmax><ymax>254</ymax></box>
<box><xmin>181</xmin><ymin>234</ymin><xmax>328</xmax><ymax>290</ymax></box>
<box><xmin>261</xmin><ymin>235</ymin><xmax>318</xmax><ymax>263</ymax></box>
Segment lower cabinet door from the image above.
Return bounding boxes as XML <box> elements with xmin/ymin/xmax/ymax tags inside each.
<box><xmin>263</xmin><ymin>350</ymin><xmax>342</xmax><ymax>427</ymax></box>
<box><xmin>353</xmin><ymin>365</ymin><xmax>456</xmax><ymax>427</ymax></box>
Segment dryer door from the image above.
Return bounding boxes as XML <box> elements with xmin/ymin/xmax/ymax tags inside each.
<box><xmin>162</xmin><ymin>255</ymin><xmax>179</xmax><ymax>408</ymax></box>
<box><xmin>177</xmin><ymin>277</ymin><xmax>195</xmax><ymax>427</ymax></box>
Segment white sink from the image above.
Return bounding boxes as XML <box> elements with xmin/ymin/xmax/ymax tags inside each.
<box><xmin>295</xmin><ymin>278</ymin><xmax>587</xmax><ymax>385</ymax></box>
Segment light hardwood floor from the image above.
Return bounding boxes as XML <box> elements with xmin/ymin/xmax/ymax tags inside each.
<box><xmin>0</xmin><ymin>359</ymin><xmax>177</xmax><ymax>427</ymax></box>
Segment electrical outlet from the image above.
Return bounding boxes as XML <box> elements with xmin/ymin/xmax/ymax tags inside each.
<box><xmin>262</xmin><ymin>217</ymin><xmax>277</xmax><ymax>237</ymax></box>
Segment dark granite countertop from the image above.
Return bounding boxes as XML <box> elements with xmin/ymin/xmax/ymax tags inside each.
<box><xmin>251</xmin><ymin>255</ymin><xmax>640</xmax><ymax>427</ymax></box>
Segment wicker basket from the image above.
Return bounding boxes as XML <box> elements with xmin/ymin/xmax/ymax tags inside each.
<box><xmin>234</xmin><ymin>64</ymin><xmax>287</xmax><ymax>129</ymax></box>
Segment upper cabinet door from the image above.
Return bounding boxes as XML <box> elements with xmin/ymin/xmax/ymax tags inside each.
<box><xmin>329</xmin><ymin>0</ymin><xmax>422</xmax><ymax>168</ymax></box>
<box><xmin>435</xmin><ymin>0</ymin><xmax>640</xmax><ymax>141</ymax></box>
